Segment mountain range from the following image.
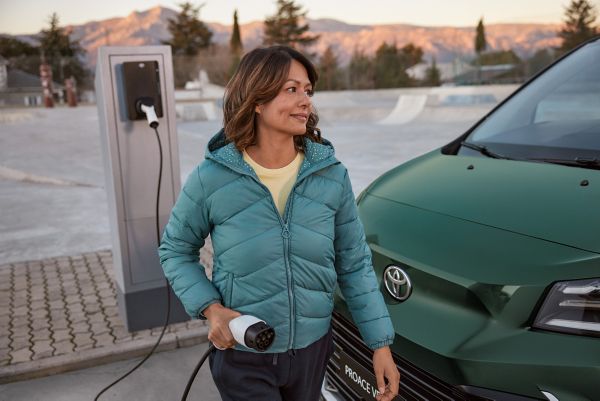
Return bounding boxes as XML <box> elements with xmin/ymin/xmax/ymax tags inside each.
<box><xmin>8</xmin><ymin>6</ymin><xmax>562</xmax><ymax>67</ymax></box>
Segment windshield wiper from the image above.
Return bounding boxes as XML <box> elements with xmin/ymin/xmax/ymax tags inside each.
<box><xmin>460</xmin><ymin>141</ymin><xmax>510</xmax><ymax>159</ymax></box>
<box><xmin>527</xmin><ymin>157</ymin><xmax>600</xmax><ymax>170</ymax></box>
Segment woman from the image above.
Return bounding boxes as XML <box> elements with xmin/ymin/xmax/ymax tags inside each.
<box><xmin>158</xmin><ymin>45</ymin><xmax>400</xmax><ymax>401</ymax></box>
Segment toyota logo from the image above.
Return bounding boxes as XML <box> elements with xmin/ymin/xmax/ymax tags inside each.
<box><xmin>383</xmin><ymin>265</ymin><xmax>412</xmax><ymax>301</ymax></box>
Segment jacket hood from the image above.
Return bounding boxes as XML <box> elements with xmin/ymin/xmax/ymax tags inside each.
<box><xmin>205</xmin><ymin>128</ymin><xmax>338</xmax><ymax>177</ymax></box>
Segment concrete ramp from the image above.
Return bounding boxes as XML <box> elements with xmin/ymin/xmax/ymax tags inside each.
<box><xmin>379</xmin><ymin>94</ymin><xmax>427</xmax><ymax>125</ymax></box>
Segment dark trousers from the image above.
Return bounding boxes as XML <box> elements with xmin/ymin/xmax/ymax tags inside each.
<box><xmin>209</xmin><ymin>327</ymin><xmax>334</xmax><ymax>401</ymax></box>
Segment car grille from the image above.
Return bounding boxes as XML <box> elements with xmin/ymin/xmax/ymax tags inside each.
<box><xmin>327</xmin><ymin>311</ymin><xmax>487</xmax><ymax>401</ymax></box>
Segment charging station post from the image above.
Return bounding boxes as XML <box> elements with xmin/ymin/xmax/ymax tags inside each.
<box><xmin>95</xmin><ymin>46</ymin><xmax>189</xmax><ymax>331</ymax></box>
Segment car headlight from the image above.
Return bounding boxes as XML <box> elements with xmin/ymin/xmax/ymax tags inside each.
<box><xmin>533</xmin><ymin>278</ymin><xmax>600</xmax><ymax>337</ymax></box>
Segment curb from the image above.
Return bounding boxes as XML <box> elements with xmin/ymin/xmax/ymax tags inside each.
<box><xmin>0</xmin><ymin>326</ymin><xmax>209</xmax><ymax>384</ymax></box>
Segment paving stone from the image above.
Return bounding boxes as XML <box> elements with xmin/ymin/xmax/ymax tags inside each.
<box><xmin>47</xmin><ymin>299</ymin><xmax>65</xmax><ymax>310</ymax></box>
<box><xmin>96</xmin><ymin>281</ymin><xmax>112</xmax><ymax>290</ymax></box>
<box><xmin>0</xmin><ymin>336</ymin><xmax>11</xmax><ymax>349</ymax></box>
<box><xmin>30</xmin><ymin>299</ymin><xmax>46</xmax><ymax>311</ymax></box>
<box><xmin>11</xmin><ymin>316</ymin><xmax>30</xmax><ymax>329</ymax></box>
<box><xmin>46</xmin><ymin>270</ymin><xmax>61</xmax><ymax>287</ymax></box>
<box><xmin>85</xmin><ymin>303</ymin><xmax>101</xmax><ymax>313</ymax></box>
<box><xmin>88</xmin><ymin>311</ymin><xmax>105</xmax><ymax>323</ymax></box>
<box><xmin>10</xmin><ymin>347</ymin><xmax>33</xmax><ymax>364</ymax></box>
<box><xmin>31</xmin><ymin>340</ymin><xmax>54</xmax><ymax>360</ymax></box>
<box><xmin>68</xmin><ymin>312</ymin><xmax>87</xmax><ymax>324</ymax></box>
<box><xmin>93</xmin><ymin>332</ymin><xmax>115</xmax><ymax>348</ymax></box>
<box><xmin>52</xmin><ymin>328</ymin><xmax>72</xmax><ymax>342</ymax></box>
<box><xmin>32</xmin><ymin>328</ymin><xmax>52</xmax><ymax>341</ymax></box>
<box><xmin>0</xmin><ymin>300</ymin><xmax>10</xmax><ymax>312</ymax></box>
<box><xmin>49</xmin><ymin>309</ymin><xmax>68</xmax><ymax>321</ymax></box>
<box><xmin>73</xmin><ymin>333</ymin><xmax>94</xmax><ymax>351</ymax></box>
<box><xmin>47</xmin><ymin>290</ymin><xmax>63</xmax><ymax>302</ymax></box>
<box><xmin>104</xmin><ymin>306</ymin><xmax>119</xmax><ymax>317</ymax></box>
<box><xmin>31</xmin><ymin>318</ymin><xmax>51</xmax><ymax>331</ymax></box>
<box><xmin>12</xmin><ymin>305</ymin><xmax>28</xmax><ymax>317</ymax></box>
<box><xmin>98</xmin><ymin>289</ymin><xmax>115</xmax><ymax>299</ymax></box>
<box><xmin>100</xmin><ymin>297</ymin><xmax>117</xmax><ymax>308</ymax></box>
<box><xmin>80</xmin><ymin>286</ymin><xmax>96</xmax><ymax>297</ymax></box>
<box><xmin>66</xmin><ymin>302</ymin><xmax>85</xmax><ymax>313</ymax></box>
<box><xmin>62</xmin><ymin>285</ymin><xmax>78</xmax><ymax>296</ymax></box>
<box><xmin>11</xmin><ymin>296</ymin><xmax>28</xmax><ymax>308</ymax></box>
<box><xmin>106</xmin><ymin>315</ymin><xmax>124</xmax><ymax>328</ymax></box>
<box><xmin>71</xmin><ymin>321</ymin><xmax>90</xmax><ymax>334</ymax></box>
<box><xmin>50</xmin><ymin>318</ymin><xmax>69</xmax><ymax>330</ymax></box>
<box><xmin>31</xmin><ymin>308</ymin><xmax>49</xmax><ymax>319</ymax></box>
<box><xmin>52</xmin><ymin>339</ymin><xmax>75</xmax><ymax>355</ymax></box>
<box><xmin>82</xmin><ymin>294</ymin><xmax>98</xmax><ymax>304</ymax></box>
<box><xmin>10</xmin><ymin>336</ymin><xmax>32</xmax><ymax>352</ymax></box>
<box><xmin>90</xmin><ymin>321</ymin><xmax>110</xmax><ymax>335</ymax></box>
<box><xmin>65</xmin><ymin>294</ymin><xmax>82</xmax><ymax>305</ymax></box>
<box><xmin>13</xmin><ymin>280</ymin><xmax>27</xmax><ymax>290</ymax></box>
<box><xmin>0</xmin><ymin>314</ymin><xmax>10</xmax><ymax>326</ymax></box>
<box><xmin>30</xmin><ymin>291</ymin><xmax>45</xmax><ymax>302</ymax></box>
<box><xmin>29</xmin><ymin>278</ymin><xmax>44</xmax><ymax>288</ymax></box>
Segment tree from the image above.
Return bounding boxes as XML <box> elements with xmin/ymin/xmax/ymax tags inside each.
<box><xmin>230</xmin><ymin>9</ymin><xmax>243</xmax><ymax>55</ymax></box>
<box><xmin>399</xmin><ymin>43</ymin><xmax>424</xmax><ymax>70</ymax></box>
<box><xmin>317</xmin><ymin>46</ymin><xmax>341</xmax><ymax>91</ymax></box>
<box><xmin>263</xmin><ymin>0</ymin><xmax>319</xmax><ymax>49</ymax></box>
<box><xmin>373</xmin><ymin>42</ymin><xmax>422</xmax><ymax>88</ymax></box>
<box><xmin>474</xmin><ymin>17</ymin><xmax>487</xmax><ymax>84</ymax></box>
<box><xmin>348</xmin><ymin>48</ymin><xmax>374</xmax><ymax>89</ymax></box>
<box><xmin>424</xmin><ymin>57</ymin><xmax>441</xmax><ymax>86</ymax></box>
<box><xmin>524</xmin><ymin>48</ymin><xmax>557</xmax><ymax>77</ymax></box>
<box><xmin>163</xmin><ymin>2</ymin><xmax>212</xmax><ymax>56</ymax></box>
<box><xmin>228</xmin><ymin>9</ymin><xmax>243</xmax><ymax>80</ymax></box>
<box><xmin>38</xmin><ymin>13</ymin><xmax>88</xmax><ymax>86</ymax></box>
<box><xmin>474</xmin><ymin>18</ymin><xmax>487</xmax><ymax>56</ymax></box>
<box><xmin>559</xmin><ymin>0</ymin><xmax>598</xmax><ymax>52</ymax></box>
<box><xmin>0</xmin><ymin>37</ymin><xmax>40</xmax><ymax>76</ymax></box>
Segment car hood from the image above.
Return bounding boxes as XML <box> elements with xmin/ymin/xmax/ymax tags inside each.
<box><xmin>365</xmin><ymin>149</ymin><xmax>600</xmax><ymax>254</ymax></box>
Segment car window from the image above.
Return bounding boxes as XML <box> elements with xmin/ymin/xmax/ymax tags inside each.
<box><xmin>464</xmin><ymin>39</ymin><xmax>600</xmax><ymax>160</ymax></box>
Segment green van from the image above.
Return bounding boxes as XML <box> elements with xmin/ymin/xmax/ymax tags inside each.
<box><xmin>322</xmin><ymin>37</ymin><xmax>600</xmax><ymax>401</ymax></box>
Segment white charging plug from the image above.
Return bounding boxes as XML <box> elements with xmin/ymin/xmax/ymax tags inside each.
<box><xmin>140</xmin><ymin>103</ymin><xmax>159</xmax><ymax>128</ymax></box>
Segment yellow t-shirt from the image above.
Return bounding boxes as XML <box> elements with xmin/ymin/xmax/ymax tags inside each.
<box><xmin>242</xmin><ymin>150</ymin><xmax>304</xmax><ymax>216</ymax></box>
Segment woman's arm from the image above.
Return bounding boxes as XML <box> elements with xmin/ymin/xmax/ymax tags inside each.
<box><xmin>334</xmin><ymin>169</ymin><xmax>400</xmax><ymax>401</ymax></box>
<box><xmin>158</xmin><ymin>165</ymin><xmax>222</xmax><ymax>319</ymax></box>
<box><xmin>333</xmin><ymin>169</ymin><xmax>395</xmax><ymax>348</ymax></box>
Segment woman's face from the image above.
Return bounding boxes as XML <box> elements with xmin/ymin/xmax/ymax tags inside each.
<box><xmin>255</xmin><ymin>59</ymin><xmax>314</xmax><ymax>138</ymax></box>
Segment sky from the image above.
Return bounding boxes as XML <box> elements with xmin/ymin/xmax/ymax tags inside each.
<box><xmin>0</xmin><ymin>0</ymin><xmax>595</xmax><ymax>35</ymax></box>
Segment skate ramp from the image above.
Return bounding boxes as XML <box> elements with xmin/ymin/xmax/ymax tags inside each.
<box><xmin>378</xmin><ymin>94</ymin><xmax>428</xmax><ymax>125</ymax></box>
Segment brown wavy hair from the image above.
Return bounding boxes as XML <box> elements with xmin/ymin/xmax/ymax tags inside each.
<box><xmin>223</xmin><ymin>45</ymin><xmax>321</xmax><ymax>151</ymax></box>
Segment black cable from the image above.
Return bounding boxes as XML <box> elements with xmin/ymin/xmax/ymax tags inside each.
<box><xmin>94</xmin><ymin>126</ymin><xmax>171</xmax><ymax>400</ymax></box>
<box><xmin>180</xmin><ymin>344</ymin><xmax>215</xmax><ymax>401</ymax></box>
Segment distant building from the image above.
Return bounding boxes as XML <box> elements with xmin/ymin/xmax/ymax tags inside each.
<box><xmin>0</xmin><ymin>57</ymin><xmax>63</xmax><ymax>107</ymax></box>
<box><xmin>407</xmin><ymin>57</ymin><xmax>475</xmax><ymax>84</ymax></box>
<box><xmin>453</xmin><ymin>64</ymin><xmax>522</xmax><ymax>85</ymax></box>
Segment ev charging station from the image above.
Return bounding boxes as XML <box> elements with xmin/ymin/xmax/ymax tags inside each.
<box><xmin>95</xmin><ymin>46</ymin><xmax>189</xmax><ymax>331</ymax></box>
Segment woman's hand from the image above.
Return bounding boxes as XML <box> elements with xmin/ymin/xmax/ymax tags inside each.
<box><xmin>373</xmin><ymin>346</ymin><xmax>400</xmax><ymax>401</ymax></box>
<box><xmin>203</xmin><ymin>303</ymin><xmax>242</xmax><ymax>349</ymax></box>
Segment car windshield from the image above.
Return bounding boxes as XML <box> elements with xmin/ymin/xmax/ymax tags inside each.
<box><xmin>462</xmin><ymin>38</ymin><xmax>600</xmax><ymax>166</ymax></box>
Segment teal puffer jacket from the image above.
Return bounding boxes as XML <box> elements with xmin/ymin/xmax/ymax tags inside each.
<box><xmin>158</xmin><ymin>130</ymin><xmax>394</xmax><ymax>353</ymax></box>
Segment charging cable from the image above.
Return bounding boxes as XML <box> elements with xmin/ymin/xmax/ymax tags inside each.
<box><xmin>94</xmin><ymin>103</ymin><xmax>171</xmax><ymax>400</ymax></box>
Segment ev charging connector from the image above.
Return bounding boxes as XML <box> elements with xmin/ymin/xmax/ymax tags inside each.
<box><xmin>229</xmin><ymin>315</ymin><xmax>275</xmax><ymax>352</ymax></box>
